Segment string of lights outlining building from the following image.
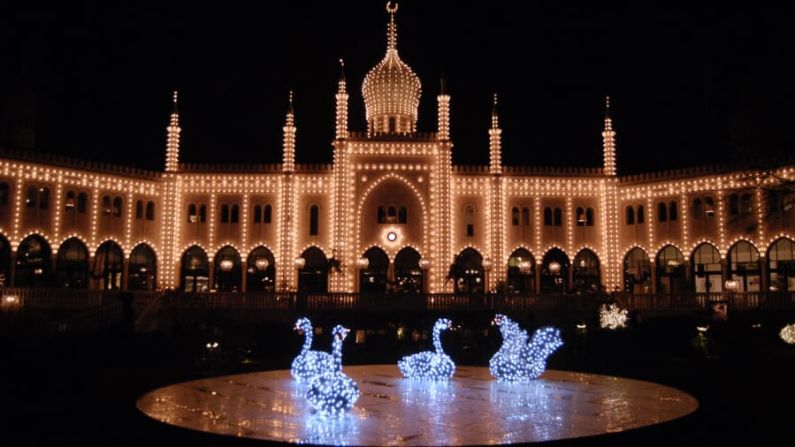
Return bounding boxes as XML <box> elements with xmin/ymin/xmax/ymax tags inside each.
<box><xmin>0</xmin><ymin>2</ymin><xmax>794</xmax><ymax>297</ymax></box>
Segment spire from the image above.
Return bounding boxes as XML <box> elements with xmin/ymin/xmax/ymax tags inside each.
<box><xmin>602</xmin><ymin>95</ymin><xmax>616</xmax><ymax>176</ymax></box>
<box><xmin>283</xmin><ymin>91</ymin><xmax>296</xmax><ymax>173</ymax></box>
<box><xmin>489</xmin><ymin>93</ymin><xmax>502</xmax><ymax>174</ymax></box>
<box><xmin>164</xmin><ymin>90</ymin><xmax>181</xmax><ymax>172</ymax></box>
<box><xmin>437</xmin><ymin>75</ymin><xmax>450</xmax><ymax>141</ymax></box>
<box><xmin>387</xmin><ymin>1</ymin><xmax>398</xmax><ymax>52</ymax></box>
<box><xmin>335</xmin><ymin>59</ymin><xmax>349</xmax><ymax>140</ymax></box>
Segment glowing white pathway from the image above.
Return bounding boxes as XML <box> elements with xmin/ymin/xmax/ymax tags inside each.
<box><xmin>137</xmin><ymin>365</ymin><xmax>697</xmax><ymax>445</ymax></box>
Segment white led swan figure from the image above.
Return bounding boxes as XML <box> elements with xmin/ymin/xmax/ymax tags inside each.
<box><xmin>306</xmin><ymin>325</ymin><xmax>360</xmax><ymax>417</ymax></box>
<box><xmin>489</xmin><ymin>314</ymin><xmax>563</xmax><ymax>382</ymax></box>
<box><xmin>398</xmin><ymin>318</ymin><xmax>456</xmax><ymax>381</ymax></box>
<box><xmin>291</xmin><ymin>317</ymin><xmax>334</xmax><ymax>383</ymax></box>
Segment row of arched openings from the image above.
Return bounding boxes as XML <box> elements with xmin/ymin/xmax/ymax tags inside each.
<box><xmin>180</xmin><ymin>245</ymin><xmax>277</xmax><ymax>293</ymax></box>
<box><xmin>0</xmin><ymin>234</ymin><xmax>156</xmax><ymax>290</ymax></box>
<box><xmin>623</xmin><ymin>238</ymin><xmax>795</xmax><ymax>293</ymax></box>
<box><xmin>359</xmin><ymin>246</ymin><xmax>423</xmax><ymax>294</ymax></box>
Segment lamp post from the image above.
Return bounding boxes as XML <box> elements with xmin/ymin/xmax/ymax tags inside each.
<box><xmin>549</xmin><ymin>260</ymin><xmax>562</xmax><ymax>294</ymax></box>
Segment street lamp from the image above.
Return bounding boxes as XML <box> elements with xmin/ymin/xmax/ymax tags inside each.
<box><xmin>356</xmin><ymin>257</ymin><xmax>370</xmax><ymax>269</ymax></box>
<box><xmin>548</xmin><ymin>261</ymin><xmax>563</xmax><ymax>294</ymax></box>
<box><xmin>219</xmin><ymin>259</ymin><xmax>234</xmax><ymax>272</ymax></box>
<box><xmin>255</xmin><ymin>257</ymin><xmax>269</xmax><ymax>271</ymax></box>
<box><xmin>294</xmin><ymin>257</ymin><xmax>305</xmax><ymax>269</ymax></box>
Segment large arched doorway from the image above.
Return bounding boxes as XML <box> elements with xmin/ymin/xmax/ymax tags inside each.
<box><xmin>93</xmin><ymin>241</ymin><xmax>124</xmax><ymax>290</ymax></box>
<box><xmin>246</xmin><ymin>246</ymin><xmax>276</xmax><ymax>292</ymax></box>
<box><xmin>768</xmin><ymin>238</ymin><xmax>795</xmax><ymax>292</ymax></box>
<box><xmin>359</xmin><ymin>246</ymin><xmax>389</xmax><ymax>294</ymax></box>
<box><xmin>573</xmin><ymin>249</ymin><xmax>600</xmax><ymax>294</ymax></box>
<box><xmin>623</xmin><ymin>248</ymin><xmax>651</xmax><ymax>293</ymax></box>
<box><xmin>128</xmin><ymin>244</ymin><xmax>157</xmax><ymax>291</ymax></box>
<box><xmin>55</xmin><ymin>237</ymin><xmax>88</xmax><ymax>288</ymax></box>
<box><xmin>214</xmin><ymin>246</ymin><xmax>242</xmax><ymax>292</ymax></box>
<box><xmin>451</xmin><ymin>248</ymin><xmax>483</xmax><ymax>294</ymax></box>
<box><xmin>691</xmin><ymin>243</ymin><xmax>722</xmax><ymax>293</ymax></box>
<box><xmin>728</xmin><ymin>241</ymin><xmax>760</xmax><ymax>292</ymax></box>
<box><xmin>541</xmin><ymin>248</ymin><xmax>568</xmax><ymax>294</ymax></box>
<box><xmin>394</xmin><ymin>246</ymin><xmax>422</xmax><ymax>294</ymax></box>
<box><xmin>181</xmin><ymin>246</ymin><xmax>209</xmax><ymax>292</ymax></box>
<box><xmin>0</xmin><ymin>234</ymin><xmax>11</xmax><ymax>287</ymax></box>
<box><xmin>507</xmin><ymin>248</ymin><xmax>534</xmax><ymax>294</ymax></box>
<box><xmin>656</xmin><ymin>245</ymin><xmax>686</xmax><ymax>294</ymax></box>
<box><xmin>298</xmin><ymin>247</ymin><xmax>328</xmax><ymax>294</ymax></box>
<box><xmin>15</xmin><ymin>235</ymin><xmax>52</xmax><ymax>287</ymax></box>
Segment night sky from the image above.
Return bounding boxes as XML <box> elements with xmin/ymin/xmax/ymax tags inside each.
<box><xmin>1</xmin><ymin>1</ymin><xmax>794</xmax><ymax>174</ymax></box>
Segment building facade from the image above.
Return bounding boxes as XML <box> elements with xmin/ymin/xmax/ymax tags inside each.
<box><xmin>1</xmin><ymin>4</ymin><xmax>794</xmax><ymax>296</ymax></box>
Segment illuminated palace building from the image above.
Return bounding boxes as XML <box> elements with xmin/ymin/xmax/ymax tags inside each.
<box><xmin>1</xmin><ymin>5</ymin><xmax>795</xmax><ymax>297</ymax></box>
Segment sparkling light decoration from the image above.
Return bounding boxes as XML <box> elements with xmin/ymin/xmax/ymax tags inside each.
<box><xmin>602</xmin><ymin>96</ymin><xmax>616</xmax><ymax>176</ymax></box>
<box><xmin>306</xmin><ymin>325</ymin><xmax>360</xmax><ymax>417</ymax></box>
<box><xmin>489</xmin><ymin>314</ymin><xmax>563</xmax><ymax>382</ymax></box>
<box><xmin>599</xmin><ymin>303</ymin><xmax>628</xmax><ymax>330</ymax></box>
<box><xmin>780</xmin><ymin>324</ymin><xmax>795</xmax><ymax>345</ymax></box>
<box><xmin>398</xmin><ymin>318</ymin><xmax>456</xmax><ymax>381</ymax></box>
<box><xmin>291</xmin><ymin>318</ymin><xmax>334</xmax><ymax>383</ymax></box>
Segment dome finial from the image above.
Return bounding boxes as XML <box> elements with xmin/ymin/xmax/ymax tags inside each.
<box><xmin>288</xmin><ymin>90</ymin><xmax>294</xmax><ymax>114</ymax></box>
<box><xmin>386</xmin><ymin>1</ymin><xmax>398</xmax><ymax>52</ymax></box>
<box><xmin>172</xmin><ymin>90</ymin><xmax>179</xmax><ymax>112</ymax></box>
<box><xmin>492</xmin><ymin>93</ymin><xmax>499</xmax><ymax>118</ymax></box>
<box><xmin>605</xmin><ymin>95</ymin><xmax>611</xmax><ymax>117</ymax></box>
<box><xmin>338</xmin><ymin>58</ymin><xmax>346</xmax><ymax>82</ymax></box>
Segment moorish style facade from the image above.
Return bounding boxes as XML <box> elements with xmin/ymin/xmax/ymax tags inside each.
<box><xmin>1</xmin><ymin>4</ymin><xmax>795</xmax><ymax>297</ymax></box>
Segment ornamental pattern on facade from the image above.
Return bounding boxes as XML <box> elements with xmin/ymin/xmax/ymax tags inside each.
<box><xmin>0</xmin><ymin>3</ymin><xmax>794</xmax><ymax>296</ymax></box>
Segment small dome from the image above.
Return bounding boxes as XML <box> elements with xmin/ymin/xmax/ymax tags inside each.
<box><xmin>362</xmin><ymin>3</ymin><xmax>422</xmax><ymax>135</ymax></box>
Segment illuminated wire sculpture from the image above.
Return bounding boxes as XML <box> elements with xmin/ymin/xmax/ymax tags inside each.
<box><xmin>599</xmin><ymin>303</ymin><xmax>628</xmax><ymax>330</ymax></box>
<box><xmin>398</xmin><ymin>318</ymin><xmax>456</xmax><ymax>381</ymax></box>
<box><xmin>291</xmin><ymin>317</ymin><xmax>334</xmax><ymax>383</ymax></box>
<box><xmin>306</xmin><ymin>325</ymin><xmax>360</xmax><ymax>417</ymax></box>
<box><xmin>489</xmin><ymin>314</ymin><xmax>563</xmax><ymax>382</ymax></box>
<box><xmin>780</xmin><ymin>323</ymin><xmax>795</xmax><ymax>345</ymax></box>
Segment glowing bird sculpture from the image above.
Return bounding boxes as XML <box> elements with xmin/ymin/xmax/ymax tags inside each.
<box><xmin>306</xmin><ymin>325</ymin><xmax>360</xmax><ymax>417</ymax></box>
<box><xmin>489</xmin><ymin>314</ymin><xmax>564</xmax><ymax>382</ymax></box>
<box><xmin>398</xmin><ymin>318</ymin><xmax>456</xmax><ymax>381</ymax></box>
<box><xmin>291</xmin><ymin>317</ymin><xmax>334</xmax><ymax>383</ymax></box>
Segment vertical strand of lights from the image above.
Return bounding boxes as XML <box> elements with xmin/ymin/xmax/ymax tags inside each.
<box><xmin>610</xmin><ymin>179</ymin><xmax>621</xmax><ymax>289</ymax></box>
<box><xmin>681</xmin><ymin>191</ymin><xmax>689</xmax><ymax>251</ymax></box>
<box><xmin>755</xmin><ymin>176</ymin><xmax>765</xmax><ymax>249</ymax></box>
<box><xmin>335</xmin><ymin>60</ymin><xmax>349</xmax><ymax>141</ymax></box>
<box><xmin>602</xmin><ymin>96</ymin><xmax>616</xmax><ymax>176</ymax></box>
<box><xmin>241</xmin><ymin>193</ymin><xmax>249</xmax><ymax>254</ymax></box>
<box><xmin>283</xmin><ymin>92</ymin><xmax>296</xmax><ymax>174</ymax></box>
<box><xmin>489</xmin><ymin>94</ymin><xmax>502</xmax><ymax>175</ymax></box>
<box><xmin>209</xmin><ymin>193</ymin><xmax>216</xmax><ymax>253</ymax></box>
<box><xmin>534</xmin><ymin>181</ymin><xmax>541</xmax><ymax>255</ymax></box>
<box><xmin>53</xmin><ymin>175</ymin><xmax>63</xmax><ymax>242</ymax></box>
<box><xmin>647</xmin><ymin>193</ymin><xmax>654</xmax><ymax>256</ymax></box>
<box><xmin>437</xmin><ymin>80</ymin><xmax>450</xmax><ymax>141</ymax></box>
<box><xmin>90</xmin><ymin>181</ymin><xmax>99</xmax><ymax>251</ymax></box>
<box><xmin>165</xmin><ymin>91</ymin><xmax>180</xmax><ymax>173</ymax></box>
<box><xmin>488</xmin><ymin>94</ymin><xmax>504</xmax><ymax>290</ymax></box>
<box><xmin>717</xmin><ymin>181</ymin><xmax>725</xmax><ymax>255</ymax></box>
<box><xmin>566</xmin><ymin>197</ymin><xmax>574</xmax><ymax>255</ymax></box>
<box><xmin>125</xmin><ymin>192</ymin><xmax>133</xmax><ymax>250</ymax></box>
<box><xmin>12</xmin><ymin>173</ymin><xmax>24</xmax><ymax>245</ymax></box>
<box><xmin>598</xmin><ymin>179</ymin><xmax>610</xmax><ymax>288</ymax></box>
<box><xmin>280</xmin><ymin>93</ymin><xmax>296</xmax><ymax>291</ymax></box>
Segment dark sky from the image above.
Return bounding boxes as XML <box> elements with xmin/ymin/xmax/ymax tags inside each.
<box><xmin>1</xmin><ymin>1</ymin><xmax>793</xmax><ymax>174</ymax></box>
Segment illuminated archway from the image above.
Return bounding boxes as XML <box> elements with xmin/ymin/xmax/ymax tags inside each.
<box><xmin>507</xmin><ymin>248</ymin><xmax>534</xmax><ymax>294</ymax></box>
<box><xmin>573</xmin><ymin>249</ymin><xmax>600</xmax><ymax>294</ymax></box>
<box><xmin>656</xmin><ymin>245</ymin><xmax>686</xmax><ymax>294</ymax></box>
<box><xmin>768</xmin><ymin>237</ymin><xmax>795</xmax><ymax>292</ymax></box>
<box><xmin>359</xmin><ymin>246</ymin><xmax>389</xmax><ymax>294</ymax></box>
<box><xmin>691</xmin><ymin>243</ymin><xmax>721</xmax><ymax>293</ymax></box>
<box><xmin>93</xmin><ymin>240</ymin><xmax>124</xmax><ymax>290</ymax></box>
<box><xmin>299</xmin><ymin>246</ymin><xmax>329</xmax><ymax>294</ymax></box>
<box><xmin>540</xmin><ymin>248</ymin><xmax>568</xmax><ymax>294</ymax></box>
<box><xmin>247</xmin><ymin>246</ymin><xmax>276</xmax><ymax>292</ymax></box>
<box><xmin>394</xmin><ymin>246</ymin><xmax>422</xmax><ymax>294</ymax></box>
<box><xmin>451</xmin><ymin>248</ymin><xmax>483</xmax><ymax>294</ymax></box>
<box><xmin>129</xmin><ymin>243</ymin><xmax>157</xmax><ymax>291</ymax></box>
<box><xmin>15</xmin><ymin>235</ymin><xmax>52</xmax><ymax>287</ymax></box>
<box><xmin>55</xmin><ymin>237</ymin><xmax>88</xmax><ymax>288</ymax></box>
<box><xmin>623</xmin><ymin>247</ymin><xmax>651</xmax><ymax>293</ymax></box>
<box><xmin>181</xmin><ymin>246</ymin><xmax>209</xmax><ymax>292</ymax></box>
<box><xmin>214</xmin><ymin>246</ymin><xmax>242</xmax><ymax>292</ymax></box>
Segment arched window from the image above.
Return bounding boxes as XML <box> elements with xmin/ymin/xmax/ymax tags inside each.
<box><xmin>704</xmin><ymin>197</ymin><xmax>715</xmax><ymax>218</ymax></box>
<box><xmin>728</xmin><ymin>241</ymin><xmax>760</xmax><ymax>292</ymax></box>
<box><xmin>692</xmin><ymin>243</ymin><xmax>722</xmax><ymax>293</ymax></box>
<box><xmin>768</xmin><ymin>238</ymin><xmax>795</xmax><ymax>292</ymax></box>
<box><xmin>65</xmin><ymin>191</ymin><xmax>76</xmax><ymax>211</ymax></box>
<box><xmin>398</xmin><ymin>206</ymin><xmax>407</xmax><ymax>223</ymax></box>
<box><xmin>26</xmin><ymin>186</ymin><xmax>37</xmax><ymax>208</ymax></box>
<box><xmin>146</xmin><ymin>201</ymin><xmax>155</xmax><ymax>220</ymax></box>
<box><xmin>220</xmin><ymin>204</ymin><xmax>229</xmax><ymax>223</ymax></box>
<box><xmin>230</xmin><ymin>205</ymin><xmax>239</xmax><ymax>223</ymax></box>
<box><xmin>101</xmin><ymin>196</ymin><xmax>111</xmax><ymax>215</ymax></box>
<box><xmin>187</xmin><ymin>204</ymin><xmax>197</xmax><ymax>223</ymax></box>
<box><xmin>0</xmin><ymin>182</ymin><xmax>8</xmax><ymax>206</ymax></box>
<box><xmin>553</xmin><ymin>207</ymin><xmax>562</xmax><ymax>226</ymax></box>
<box><xmin>544</xmin><ymin>207</ymin><xmax>552</xmax><ymax>226</ymax></box>
<box><xmin>77</xmin><ymin>192</ymin><xmax>87</xmax><ymax>213</ymax></box>
<box><xmin>112</xmin><ymin>197</ymin><xmax>122</xmax><ymax>217</ymax></box>
<box><xmin>586</xmin><ymin>208</ymin><xmax>594</xmax><ymax>226</ymax></box>
<box><xmin>199</xmin><ymin>205</ymin><xmax>207</xmax><ymax>223</ymax></box>
<box><xmin>637</xmin><ymin>205</ymin><xmax>645</xmax><ymax>224</ymax></box>
<box><xmin>521</xmin><ymin>207</ymin><xmax>530</xmax><ymax>226</ymax></box>
<box><xmin>512</xmin><ymin>207</ymin><xmax>519</xmax><ymax>226</ymax></box>
<box><xmin>626</xmin><ymin>206</ymin><xmax>635</xmax><ymax>225</ymax></box>
<box><xmin>657</xmin><ymin>202</ymin><xmax>667</xmax><ymax>222</ymax></box>
<box><xmin>576</xmin><ymin>207</ymin><xmax>585</xmax><ymax>226</ymax></box>
<box><xmin>264</xmin><ymin>204</ymin><xmax>272</xmax><ymax>223</ymax></box>
<box><xmin>135</xmin><ymin>200</ymin><xmax>144</xmax><ymax>219</ymax></box>
<box><xmin>309</xmin><ymin>205</ymin><xmax>319</xmax><ymax>236</ymax></box>
<box><xmin>377</xmin><ymin>206</ymin><xmax>385</xmax><ymax>223</ymax></box>
<box><xmin>387</xmin><ymin>206</ymin><xmax>397</xmax><ymax>223</ymax></box>
<box><xmin>729</xmin><ymin>193</ymin><xmax>739</xmax><ymax>216</ymax></box>
<box><xmin>465</xmin><ymin>205</ymin><xmax>475</xmax><ymax>237</ymax></box>
<box><xmin>692</xmin><ymin>198</ymin><xmax>703</xmax><ymax>219</ymax></box>
<box><xmin>253</xmin><ymin>205</ymin><xmax>262</xmax><ymax>223</ymax></box>
<box><xmin>38</xmin><ymin>187</ymin><xmax>49</xmax><ymax>210</ymax></box>
<box><xmin>657</xmin><ymin>245</ymin><xmax>686</xmax><ymax>294</ymax></box>
<box><xmin>741</xmin><ymin>193</ymin><xmax>752</xmax><ymax>215</ymax></box>
<box><xmin>669</xmin><ymin>201</ymin><xmax>678</xmax><ymax>221</ymax></box>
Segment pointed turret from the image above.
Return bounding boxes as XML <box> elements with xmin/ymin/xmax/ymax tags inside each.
<box><xmin>489</xmin><ymin>93</ymin><xmax>502</xmax><ymax>174</ymax></box>
<box><xmin>602</xmin><ymin>96</ymin><xmax>616</xmax><ymax>176</ymax></box>
<box><xmin>437</xmin><ymin>76</ymin><xmax>450</xmax><ymax>141</ymax></box>
<box><xmin>164</xmin><ymin>91</ymin><xmax>181</xmax><ymax>172</ymax></box>
<box><xmin>335</xmin><ymin>59</ymin><xmax>349</xmax><ymax>140</ymax></box>
<box><xmin>283</xmin><ymin>91</ymin><xmax>296</xmax><ymax>173</ymax></box>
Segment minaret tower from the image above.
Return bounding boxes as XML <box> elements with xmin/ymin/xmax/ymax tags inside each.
<box><xmin>282</xmin><ymin>91</ymin><xmax>296</xmax><ymax>173</ymax></box>
<box><xmin>488</xmin><ymin>93</ymin><xmax>505</xmax><ymax>290</ymax></box>
<box><xmin>164</xmin><ymin>91</ymin><xmax>180</xmax><ymax>172</ymax></box>
<box><xmin>602</xmin><ymin>96</ymin><xmax>617</xmax><ymax>176</ymax></box>
<box><xmin>489</xmin><ymin>93</ymin><xmax>502</xmax><ymax>174</ymax></box>
<box><xmin>437</xmin><ymin>77</ymin><xmax>450</xmax><ymax>141</ymax></box>
<box><xmin>279</xmin><ymin>91</ymin><xmax>297</xmax><ymax>291</ymax></box>
<box><xmin>335</xmin><ymin>59</ymin><xmax>349</xmax><ymax>140</ymax></box>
